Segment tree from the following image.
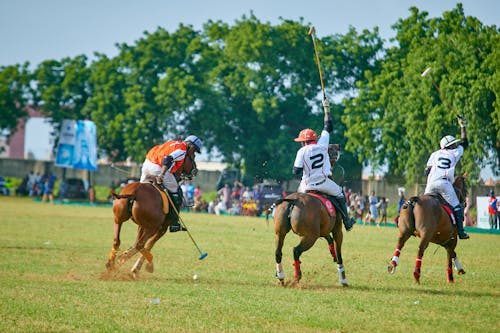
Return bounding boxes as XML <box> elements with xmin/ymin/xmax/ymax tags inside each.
<box><xmin>0</xmin><ymin>63</ymin><xmax>31</xmax><ymax>143</ymax></box>
<box><xmin>343</xmin><ymin>4</ymin><xmax>500</xmax><ymax>185</ymax></box>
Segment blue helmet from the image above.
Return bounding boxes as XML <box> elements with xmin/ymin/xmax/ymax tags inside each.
<box><xmin>185</xmin><ymin>135</ymin><xmax>202</xmax><ymax>153</ymax></box>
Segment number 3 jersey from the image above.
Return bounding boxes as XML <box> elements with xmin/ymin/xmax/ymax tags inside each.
<box><xmin>425</xmin><ymin>145</ymin><xmax>464</xmax><ymax>183</ymax></box>
<box><xmin>293</xmin><ymin>129</ymin><xmax>332</xmax><ymax>186</ymax></box>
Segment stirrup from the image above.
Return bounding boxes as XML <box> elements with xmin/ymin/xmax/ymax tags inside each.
<box><xmin>344</xmin><ymin>217</ymin><xmax>356</xmax><ymax>231</ymax></box>
<box><xmin>458</xmin><ymin>231</ymin><xmax>469</xmax><ymax>239</ymax></box>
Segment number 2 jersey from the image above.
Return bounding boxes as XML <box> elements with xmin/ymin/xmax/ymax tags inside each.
<box><xmin>293</xmin><ymin>130</ymin><xmax>331</xmax><ymax>186</ymax></box>
<box><xmin>426</xmin><ymin>145</ymin><xmax>464</xmax><ymax>183</ymax></box>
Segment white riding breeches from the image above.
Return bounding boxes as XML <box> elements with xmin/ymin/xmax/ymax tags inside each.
<box><xmin>140</xmin><ymin>159</ymin><xmax>179</xmax><ymax>192</ymax></box>
<box><xmin>424</xmin><ymin>178</ymin><xmax>459</xmax><ymax>207</ymax></box>
<box><xmin>298</xmin><ymin>177</ymin><xmax>343</xmax><ymax>197</ymax></box>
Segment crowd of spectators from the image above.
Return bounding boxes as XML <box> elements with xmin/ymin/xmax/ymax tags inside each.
<box><xmin>184</xmin><ymin>181</ymin><xmax>275</xmax><ymax>217</ymax></box>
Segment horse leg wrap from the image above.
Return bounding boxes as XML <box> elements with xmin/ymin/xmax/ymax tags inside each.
<box><xmin>413</xmin><ymin>256</ymin><xmax>422</xmax><ymax>282</ymax></box>
<box><xmin>293</xmin><ymin>260</ymin><xmax>302</xmax><ymax>280</ymax></box>
<box><xmin>276</xmin><ymin>263</ymin><xmax>285</xmax><ymax>280</ymax></box>
<box><xmin>452</xmin><ymin>257</ymin><xmax>466</xmax><ymax>275</ymax></box>
<box><xmin>391</xmin><ymin>248</ymin><xmax>401</xmax><ymax>266</ymax></box>
<box><xmin>446</xmin><ymin>266</ymin><xmax>454</xmax><ymax>283</ymax></box>
<box><xmin>329</xmin><ymin>243</ymin><xmax>337</xmax><ymax>262</ymax></box>
<box><xmin>337</xmin><ymin>264</ymin><xmax>348</xmax><ymax>285</ymax></box>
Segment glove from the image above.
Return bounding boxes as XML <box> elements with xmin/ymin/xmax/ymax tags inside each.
<box><xmin>458</xmin><ymin>117</ymin><xmax>466</xmax><ymax>128</ymax></box>
<box><xmin>322</xmin><ymin>99</ymin><xmax>330</xmax><ymax>113</ymax></box>
<box><xmin>162</xmin><ymin>155</ymin><xmax>174</xmax><ymax>169</ymax></box>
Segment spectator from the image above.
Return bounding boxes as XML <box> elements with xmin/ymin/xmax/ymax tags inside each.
<box><xmin>241</xmin><ymin>186</ymin><xmax>253</xmax><ymax>201</ymax></box>
<box><xmin>464</xmin><ymin>196</ymin><xmax>474</xmax><ymax>227</ymax></box>
<box><xmin>378</xmin><ymin>197</ymin><xmax>388</xmax><ymax>226</ymax></box>
<box><xmin>41</xmin><ymin>173</ymin><xmax>56</xmax><ymax>204</ymax></box>
<box><xmin>488</xmin><ymin>190</ymin><xmax>498</xmax><ymax>230</ymax></box>
<box><xmin>185</xmin><ymin>181</ymin><xmax>195</xmax><ymax>208</ymax></box>
<box><xmin>218</xmin><ymin>183</ymin><xmax>231</xmax><ymax>210</ymax></box>
<box><xmin>364</xmin><ymin>191</ymin><xmax>379</xmax><ymax>226</ymax></box>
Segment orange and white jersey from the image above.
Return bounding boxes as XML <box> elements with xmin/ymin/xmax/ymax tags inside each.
<box><xmin>146</xmin><ymin>140</ymin><xmax>187</xmax><ymax>173</ymax></box>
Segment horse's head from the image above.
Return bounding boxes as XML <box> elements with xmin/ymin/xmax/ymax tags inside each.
<box><xmin>328</xmin><ymin>144</ymin><xmax>340</xmax><ymax>167</ymax></box>
<box><xmin>175</xmin><ymin>150</ymin><xmax>198</xmax><ymax>181</ymax></box>
<box><xmin>453</xmin><ymin>172</ymin><xmax>468</xmax><ymax>205</ymax></box>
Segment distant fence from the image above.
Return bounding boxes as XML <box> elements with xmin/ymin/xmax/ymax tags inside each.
<box><xmin>0</xmin><ymin>158</ymin><xmax>498</xmax><ymax>204</ymax></box>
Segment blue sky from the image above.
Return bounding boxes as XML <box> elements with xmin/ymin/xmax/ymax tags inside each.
<box><xmin>1</xmin><ymin>0</ymin><xmax>498</xmax><ymax>67</ymax></box>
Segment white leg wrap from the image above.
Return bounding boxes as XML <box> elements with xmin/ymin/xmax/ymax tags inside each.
<box><xmin>276</xmin><ymin>263</ymin><xmax>284</xmax><ymax>279</ymax></box>
<box><xmin>337</xmin><ymin>264</ymin><xmax>348</xmax><ymax>285</ymax></box>
<box><xmin>391</xmin><ymin>256</ymin><xmax>399</xmax><ymax>265</ymax></box>
<box><xmin>452</xmin><ymin>257</ymin><xmax>463</xmax><ymax>271</ymax></box>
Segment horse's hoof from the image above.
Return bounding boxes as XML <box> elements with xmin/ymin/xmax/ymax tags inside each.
<box><xmin>388</xmin><ymin>264</ymin><xmax>396</xmax><ymax>274</ymax></box>
<box><xmin>341</xmin><ymin>282</ymin><xmax>349</xmax><ymax>287</ymax></box>
<box><xmin>145</xmin><ymin>262</ymin><xmax>154</xmax><ymax>273</ymax></box>
<box><xmin>413</xmin><ymin>272</ymin><xmax>420</xmax><ymax>284</ymax></box>
<box><xmin>457</xmin><ymin>269</ymin><xmax>466</xmax><ymax>275</ymax></box>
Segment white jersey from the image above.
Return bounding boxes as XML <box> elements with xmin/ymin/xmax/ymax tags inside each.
<box><xmin>293</xmin><ymin>130</ymin><xmax>332</xmax><ymax>186</ymax></box>
<box><xmin>426</xmin><ymin>146</ymin><xmax>464</xmax><ymax>183</ymax></box>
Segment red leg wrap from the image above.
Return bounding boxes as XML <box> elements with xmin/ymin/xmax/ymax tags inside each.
<box><xmin>447</xmin><ymin>266</ymin><xmax>454</xmax><ymax>283</ymax></box>
<box><xmin>329</xmin><ymin>243</ymin><xmax>337</xmax><ymax>261</ymax></box>
<box><xmin>293</xmin><ymin>260</ymin><xmax>302</xmax><ymax>280</ymax></box>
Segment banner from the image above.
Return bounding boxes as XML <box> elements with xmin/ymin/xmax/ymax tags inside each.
<box><xmin>55</xmin><ymin>120</ymin><xmax>98</xmax><ymax>171</ymax></box>
<box><xmin>476</xmin><ymin>196</ymin><xmax>490</xmax><ymax>229</ymax></box>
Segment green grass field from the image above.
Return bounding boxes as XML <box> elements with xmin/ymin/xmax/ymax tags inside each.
<box><xmin>1</xmin><ymin>196</ymin><xmax>499</xmax><ymax>333</ymax></box>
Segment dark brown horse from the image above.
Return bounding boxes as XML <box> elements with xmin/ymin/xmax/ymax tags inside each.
<box><xmin>272</xmin><ymin>144</ymin><xmax>349</xmax><ymax>286</ymax></box>
<box><xmin>388</xmin><ymin>173</ymin><xmax>467</xmax><ymax>283</ymax></box>
<box><xmin>105</xmin><ymin>153</ymin><xmax>197</xmax><ymax>276</ymax></box>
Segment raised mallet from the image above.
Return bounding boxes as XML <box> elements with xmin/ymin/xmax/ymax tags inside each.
<box><xmin>308</xmin><ymin>26</ymin><xmax>326</xmax><ymax>100</ymax></box>
<box><xmin>421</xmin><ymin>67</ymin><xmax>462</xmax><ymax>118</ymax></box>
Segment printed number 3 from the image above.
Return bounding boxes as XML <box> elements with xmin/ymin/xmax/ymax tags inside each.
<box><xmin>310</xmin><ymin>153</ymin><xmax>324</xmax><ymax>169</ymax></box>
<box><xmin>437</xmin><ymin>157</ymin><xmax>451</xmax><ymax>169</ymax></box>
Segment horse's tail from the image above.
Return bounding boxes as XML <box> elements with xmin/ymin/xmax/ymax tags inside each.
<box><xmin>111</xmin><ymin>191</ymin><xmax>135</xmax><ymax>200</ymax></box>
<box><xmin>401</xmin><ymin>196</ymin><xmax>419</xmax><ymax>232</ymax></box>
<box><xmin>266</xmin><ymin>198</ymin><xmax>296</xmax><ymax>225</ymax></box>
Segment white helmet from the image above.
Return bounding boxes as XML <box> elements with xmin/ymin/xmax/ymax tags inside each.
<box><xmin>184</xmin><ymin>135</ymin><xmax>202</xmax><ymax>153</ymax></box>
<box><xmin>440</xmin><ymin>135</ymin><xmax>460</xmax><ymax>149</ymax></box>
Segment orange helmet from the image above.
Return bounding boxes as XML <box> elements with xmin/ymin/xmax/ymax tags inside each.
<box><xmin>294</xmin><ymin>128</ymin><xmax>317</xmax><ymax>142</ymax></box>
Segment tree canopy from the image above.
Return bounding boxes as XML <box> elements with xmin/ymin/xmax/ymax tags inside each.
<box><xmin>0</xmin><ymin>4</ymin><xmax>498</xmax><ymax>185</ymax></box>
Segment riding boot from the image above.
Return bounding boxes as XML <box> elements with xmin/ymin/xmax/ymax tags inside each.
<box><xmin>334</xmin><ymin>195</ymin><xmax>356</xmax><ymax>231</ymax></box>
<box><xmin>453</xmin><ymin>205</ymin><xmax>469</xmax><ymax>239</ymax></box>
<box><xmin>169</xmin><ymin>192</ymin><xmax>186</xmax><ymax>232</ymax></box>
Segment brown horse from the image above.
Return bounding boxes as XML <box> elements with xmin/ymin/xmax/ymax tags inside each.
<box><xmin>387</xmin><ymin>174</ymin><xmax>467</xmax><ymax>283</ymax></box>
<box><xmin>105</xmin><ymin>153</ymin><xmax>197</xmax><ymax>276</ymax></box>
<box><xmin>273</xmin><ymin>192</ymin><xmax>348</xmax><ymax>286</ymax></box>
<box><xmin>272</xmin><ymin>143</ymin><xmax>348</xmax><ymax>287</ymax></box>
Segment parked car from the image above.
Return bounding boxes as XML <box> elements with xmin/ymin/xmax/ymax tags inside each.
<box><xmin>60</xmin><ymin>178</ymin><xmax>88</xmax><ymax>199</ymax></box>
<box><xmin>255</xmin><ymin>182</ymin><xmax>284</xmax><ymax>213</ymax></box>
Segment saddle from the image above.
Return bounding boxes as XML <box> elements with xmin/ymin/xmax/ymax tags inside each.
<box><xmin>306</xmin><ymin>191</ymin><xmax>337</xmax><ymax>216</ymax></box>
<box><xmin>143</xmin><ymin>176</ymin><xmax>170</xmax><ymax>214</ymax></box>
<box><xmin>428</xmin><ymin>193</ymin><xmax>456</xmax><ymax>225</ymax></box>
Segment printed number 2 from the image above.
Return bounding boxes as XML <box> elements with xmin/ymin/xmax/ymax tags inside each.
<box><xmin>437</xmin><ymin>157</ymin><xmax>451</xmax><ymax>169</ymax></box>
<box><xmin>310</xmin><ymin>153</ymin><xmax>324</xmax><ymax>169</ymax></box>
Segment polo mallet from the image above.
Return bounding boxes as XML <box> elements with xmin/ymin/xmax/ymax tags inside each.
<box><xmin>166</xmin><ymin>192</ymin><xmax>208</xmax><ymax>260</ymax></box>
<box><xmin>421</xmin><ymin>67</ymin><xmax>462</xmax><ymax>118</ymax></box>
<box><xmin>308</xmin><ymin>26</ymin><xmax>326</xmax><ymax>101</ymax></box>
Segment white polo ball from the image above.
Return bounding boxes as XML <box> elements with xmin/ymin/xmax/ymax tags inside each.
<box><xmin>193</xmin><ymin>274</ymin><xmax>199</xmax><ymax>280</ymax></box>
